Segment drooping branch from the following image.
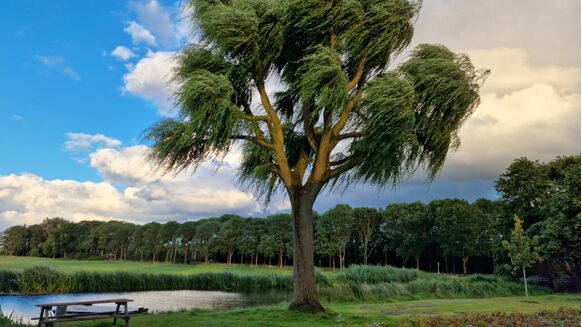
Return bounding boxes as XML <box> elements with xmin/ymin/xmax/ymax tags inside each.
<box><xmin>328</xmin><ymin>154</ymin><xmax>364</xmax><ymax>179</ymax></box>
<box><xmin>230</xmin><ymin>135</ymin><xmax>274</xmax><ymax>148</ymax></box>
<box><xmin>338</xmin><ymin>131</ymin><xmax>368</xmax><ymax>141</ymax></box>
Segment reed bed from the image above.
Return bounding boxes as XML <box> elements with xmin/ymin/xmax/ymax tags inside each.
<box><xmin>0</xmin><ymin>265</ymin><xmax>551</xmax><ymax>301</ymax></box>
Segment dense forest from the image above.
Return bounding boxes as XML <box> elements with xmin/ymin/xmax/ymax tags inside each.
<box><xmin>1</xmin><ymin>156</ymin><xmax>579</xmax><ymax>291</ymax></box>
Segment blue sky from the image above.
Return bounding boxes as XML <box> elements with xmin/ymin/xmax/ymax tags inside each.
<box><xmin>0</xmin><ymin>0</ymin><xmax>579</xmax><ymax>229</ymax></box>
<box><xmin>0</xmin><ymin>1</ymin><xmax>165</xmax><ymax>181</ymax></box>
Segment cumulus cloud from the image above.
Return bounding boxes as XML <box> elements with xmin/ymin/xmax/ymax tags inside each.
<box><xmin>130</xmin><ymin>0</ymin><xmax>191</xmax><ymax>47</ymax></box>
<box><xmin>64</xmin><ymin>133</ymin><xmax>122</xmax><ymax>152</ymax></box>
<box><xmin>111</xmin><ymin>46</ymin><xmax>136</xmax><ymax>61</ymax></box>
<box><xmin>467</xmin><ymin>47</ymin><xmax>580</xmax><ymax>94</ymax></box>
<box><xmin>0</xmin><ymin>142</ymin><xmax>259</xmax><ymax>230</ymax></box>
<box><xmin>35</xmin><ymin>55</ymin><xmax>80</xmax><ymax>81</ymax></box>
<box><xmin>433</xmin><ymin>46</ymin><xmax>581</xmax><ymax>182</ymax></box>
<box><xmin>122</xmin><ymin>50</ymin><xmax>177</xmax><ymax>116</ymax></box>
<box><xmin>412</xmin><ymin>0</ymin><xmax>580</xmax><ymax>67</ymax></box>
<box><xmin>124</xmin><ymin>21</ymin><xmax>157</xmax><ymax>46</ymax></box>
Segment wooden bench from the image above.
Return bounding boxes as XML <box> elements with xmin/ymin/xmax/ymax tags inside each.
<box><xmin>33</xmin><ymin>298</ymin><xmax>144</xmax><ymax>327</ymax></box>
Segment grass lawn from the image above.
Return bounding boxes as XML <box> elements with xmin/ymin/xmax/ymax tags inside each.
<box><xmin>0</xmin><ymin>256</ymin><xmax>292</xmax><ymax>275</ymax></box>
<box><xmin>65</xmin><ymin>294</ymin><xmax>580</xmax><ymax>327</ymax></box>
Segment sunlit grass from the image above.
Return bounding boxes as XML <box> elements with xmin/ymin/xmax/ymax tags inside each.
<box><xmin>0</xmin><ymin>256</ymin><xmax>292</xmax><ymax>276</ymax></box>
<box><xmin>60</xmin><ymin>295</ymin><xmax>580</xmax><ymax>327</ymax></box>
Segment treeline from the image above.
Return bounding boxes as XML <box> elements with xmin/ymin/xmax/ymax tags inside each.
<box><xmin>1</xmin><ymin>155</ymin><xmax>579</xmax><ymax>290</ymax></box>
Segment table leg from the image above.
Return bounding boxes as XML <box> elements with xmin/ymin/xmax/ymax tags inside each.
<box><xmin>38</xmin><ymin>307</ymin><xmax>44</xmax><ymax>327</ymax></box>
<box><xmin>124</xmin><ymin>303</ymin><xmax>129</xmax><ymax>327</ymax></box>
<box><xmin>113</xmin><ymin>303</ymin><xmax>121</xmax><ymax>325</ymax></box>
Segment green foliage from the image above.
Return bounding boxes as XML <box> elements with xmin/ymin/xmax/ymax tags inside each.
<box><xmin>502</xmin><ymin>217</ymin><xmax>540</xmax><ymax>272</ymax></box>
<box><xmin>315</xmin><ymin>205</ymin><xmax>353</xmax><ymax>269</ymax></box>
<box><xmin>145</xmin><ymin>0</ymin><xmax>487</xmax><ymax>202</ymax></box>
<box><xmin>348</xmin><ymin>73</ymin><xmax>417</xmax><ymax>184</ymax></box>
<box><xmin>0</xmin><ymin>310</ymin><xmax>26</xmax><ymax>327</ymax></box>
<box><xmin>297</xmin><ymin>46</ymin><xmax>348</xmax><ymax>116</ymax></box>
<box><xmin>384</xmin><ymin>202</ymin><xmax>431</xmax><ymax>266</ymax></box>
<box><xmin>429</xmin><ymin>199</ymin><xmax>493</xmax><ymax>273</ymax></box>
<box><xmin>3</xmin><ymin>266</ymin><xmax>294</xmax><ymax>294</ymax></box>
<box><xmin>496</xmin><ymin>155</ymin><xmax>581</xmax><ymax>288</ymax></box>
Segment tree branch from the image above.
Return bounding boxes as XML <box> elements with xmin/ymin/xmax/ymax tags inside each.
<box><xmin>338</xmin><ymin>131</ymin><xmax>368</xmax><ymax>140</ymax></box>
<box><xmin>328</xmin><ymin>154</ymin><xmax>364</xmax><ymax>179</ymax></box>
<box><xmin>331</xmin><ymin>89</ymin><xmax>363</xmax><ymax>136</ymax></box>
<box><xmin>347</xmin><ymin>57</ymin><xmax>366</xmax><ymax>91</ymax></box>
<box><xmin>257</xmin><ymin>83</ymin><xmax>294</xmax><ymax>186</ymax></box>
<box><xmin>302</xmin><ymin>101</ymin><xmax>318</xmax><ymax>152</ymax></box>
<box><xmin>230</xmin><ymin>135</ymin><xmax>274</xmax><ymax>148</ymax></box>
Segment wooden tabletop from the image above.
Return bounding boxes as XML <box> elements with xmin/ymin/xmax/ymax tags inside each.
<box><xmin>35</xmin><ymin>298</ymin><xmax>133</xmax><ymax>307</ymax></box>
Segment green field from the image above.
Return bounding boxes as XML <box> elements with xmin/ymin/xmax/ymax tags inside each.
<box><xmin>58</xmin><ymin>295</ymin><xmax>579</xmax><ymax>327</ymax></box>
<box><xmin>1</xmin><ymin>256</ymin><xmax>578</xmax><ymax>326</ymax></box>
<box><xmin>0</xmin><ymin>256</ymin><xmax>292</xmax><ymax>275</ymax></box>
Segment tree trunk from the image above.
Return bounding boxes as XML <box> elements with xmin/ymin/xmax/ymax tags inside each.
<box><xmin>415</xmin><ymin>256</ymin><xmax>420</xmax><ymax>270</ymax></box>
<box><xmin>563</xmin><ymin>261</ymin><xmax>580</xmax><ymax>292</ymax></box>
<box><xmin>279</xmin><ymin>250</ymin><xmax>284</xmax><ymax>269</ymax></box>
<box><xmin>462</xmin><ymin>256</ymin><xmax>469</xmax><ymax>274</ymax></box>
<box><xmin>363</xmin><ymin>239</ymin><xmax>368</xmax><ymax>265</ymax></box>
<box><xmin>184</xmin><ymin>245</ymin><xmax>189</xmax><ymax>264</ymax></box>
<box><xmin>288</xmin><ymin>184</ymin><xmax>324</xmax><ymax>313</ymax></box>
<box><xmin>522</xmin><ymin>266</ymin><xmax>529</xmax><ymax>297</ymax></box>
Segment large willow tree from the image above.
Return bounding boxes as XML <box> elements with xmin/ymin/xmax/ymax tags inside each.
<box><xmin>146</xmin><ymin>0</ymin><xmax>488</xmax><ymax>312</ymax></box>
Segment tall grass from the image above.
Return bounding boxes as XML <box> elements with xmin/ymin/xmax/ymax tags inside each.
<box><xmin>320</xmin><ymin>265</ymin><xmax>552</xmax><ymax>302</ymax></box>
<box><xmin>0</xmin><ymin>265</ymin><xmax>552</xmax><ymax>302</ymax></box>
<box><xmin>0</xmin><ymin>309</ymin><xmax>26</xmax><ymax>327</ymax></box>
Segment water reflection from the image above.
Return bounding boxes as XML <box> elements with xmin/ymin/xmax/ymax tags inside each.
<box><xmin>0</xmin><ymin>289</ymin><xmax>291</xmax><ymax>323</ymax></box>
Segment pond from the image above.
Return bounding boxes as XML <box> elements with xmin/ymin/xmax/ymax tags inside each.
<box><xmin>0</xmin><ymin>289</ymin><xmax>291</xmax><ymax>323</ymax></box>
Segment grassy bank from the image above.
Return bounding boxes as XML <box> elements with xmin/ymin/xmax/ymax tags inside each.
<box><xmin>0</xmin><ymin>263</ymin><xmax>551</xmax><ymax>301</ymax></box>
<box><xmin>0</xmin><ymin>256</ymin><xmax>291</xmax><ymax>275</ymax></box>
<box><xmin>39</xmin><ymin>295</ymin><xmax>580</xmax><ymax>327</ymax></box>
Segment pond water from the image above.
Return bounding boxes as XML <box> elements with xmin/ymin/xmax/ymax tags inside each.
<box><xmin>0</xmin><ymin>289</ymin><xmax>291</xmax><ymax>323</ymax></box>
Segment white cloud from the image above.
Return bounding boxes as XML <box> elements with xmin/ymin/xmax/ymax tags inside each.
<box><xmin>122</xmin><ymin>50</ymin><xmax>177</xmax><ymax>116</ymax></box>
<box><xmin>111</xmin><ymin>46</ymin><xmax>136</xmax><ymax>61</ymax></box>
<box><xmin>124</xmin><ymin>21</ymin><xmax>157</xmax><ymax>46</ymax></box>
<box><xmin>434</xmin><ymin>47</ymin><xmax>581</xmax><ymax>181</ymax></box>
<box><xmin>64</xmin><ymin>133</ymin><xmax>122</xmax><ymax>152</ymax></box>
<box><xmin>35</xmin><ymin>55</ymin><xmax>80</xmax><ymax>81</ymax></box>
<box><xmin>130</xmin><ymin>0</ymin><xmax>190</xmax><ymax>47</ymax></box>
<box><xmin>412</xmin><ymin>0</ymin><xmax>580</xmax><ymax>67</ymax></box>
<box><xmin>467</xmin><ymin>47</ymin><xmax>580</xmax><ymax>94</ymax></box>
<box><xmin>0</xmin><ymin>143</ymin><xmax>260</xmax><ymax>230</ymax></box>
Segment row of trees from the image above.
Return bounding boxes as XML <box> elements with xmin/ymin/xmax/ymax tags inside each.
<box><xmin>0</xmin><ymin>199</ymin><xmax>497</xmax><ymax>274</ymax></box>
<box><xmin>1</xmin><ymin>155</ymin><xmax>579</xmax><ymax>290</ymax></box>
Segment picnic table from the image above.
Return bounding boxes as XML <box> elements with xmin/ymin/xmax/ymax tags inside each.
<box><xmin>33</xmin><ymin>298</ymin><xmax>145</xmax><ymax>327</ymax></box>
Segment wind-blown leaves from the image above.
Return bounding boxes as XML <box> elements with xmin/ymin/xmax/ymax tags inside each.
<box><xmin>297</xmin><ymin>46</ymin><xmax>349</xmax><ymax>117</ymax></box>
<box><xmin>192</xmin><ymin>0</ymin><xmax>286</xmax><ymax>80</ymax></box>
<box><xmin>147</xmin><ymin>1</ymin><xmax>487</xmax><ymax>203</ymax></box>
<box><xmin>339</xmin><ymin>0</ymin><xmax>419</xmax><ymax>76</ymax></box>
<box><xmin>348</xmin><ymin>72</ymin><xmax>417</xmax><ymax>184</ymax></box>
<box><xmin>238</xmin><ymin>141</ymin><xmax>282</xmax><ymax>203</ymax></box>
<box><xmin>400</xmin><ymin>43</ymin><xmax>489</xmax><ymax>178</ymax></box>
